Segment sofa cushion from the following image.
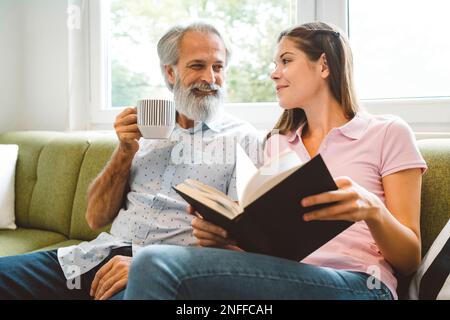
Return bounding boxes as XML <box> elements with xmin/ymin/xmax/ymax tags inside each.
<box><xmin>69</xmin><ymin>134</ymin><xmax>118</xmax><ymax>241</ymax></box>
<box><xmin>0</xmin><ymin>132</ymin><xmax>66</xmax><ymax>229</ymax></box>
<box><xmin>409</xmin><ymin>219</ymin><xmax>450</xmax><ymax>299</ymax></box>
<box><xmin>418</xmin><ymin>139</ymin><xmax>450</xmax><ymax>254</ymax></box>
<box><xmin>27</xmin><ymin>136</ymin><xmax>90</xmax><ymax>236</ymax></box>
<box><xmin>34</xmin><ymin>239</ymin><xmax>84</xmax><ymax>252</ymax></box>
<box><xmin>0</xmin><ymin>228</ymin><xmax>67</xmax><ymax>257</ymax></box>
<box><xmin>0</xmin><ymin>144</ymin><xmax>18</xmax><ymax>229</ymax></box>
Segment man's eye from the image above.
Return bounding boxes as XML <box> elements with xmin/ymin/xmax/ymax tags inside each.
<box><xmin>190</xmin><ymin>64</ymin><xmax>204</xmax><ymax>69</ymax></box>
<box><xmin>213</xmin><ymin>65</ymin><xmax>224</xmax><ymax>72</ymax></box>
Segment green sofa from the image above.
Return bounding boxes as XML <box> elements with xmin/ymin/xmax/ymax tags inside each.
<box><xmin>0</xmin><ymin>131</ymin><xmax>117</xmax><ymax>256</ymax></box>
<box><xmin>0</xmin><ymin>131</ymin><xmax>449</xmax><ymax>296</ymax></box>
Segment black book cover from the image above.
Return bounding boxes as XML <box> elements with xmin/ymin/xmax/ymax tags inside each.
<box><xmin>174</xmin><ymin>154</ymin><xmax>353</xmax><ymax>261</ymax></box>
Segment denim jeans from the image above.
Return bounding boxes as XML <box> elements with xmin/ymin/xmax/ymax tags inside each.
<box><xmin>0</xmin><ymin>247</ymin><xmax>131</xmax><ymax>299</ymax></box>
<box><xmin>124</xmin><ymin>245</ymin><xmax>393</xmax><ymax>300</ymax></box>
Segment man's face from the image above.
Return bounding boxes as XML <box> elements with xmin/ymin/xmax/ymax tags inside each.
<box><xmin>166</xmin><ymin>31</ymin><xmax>227</xmax><ymax>122</ymax></box>
<box><xmin>168</xmin><ymin>30</ymin><xmax>226</xmax><ymax>90</ymax></box>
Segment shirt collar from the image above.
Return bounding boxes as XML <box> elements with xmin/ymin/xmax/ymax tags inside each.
<box><xmin>202</xmin><ymin>113</ymin><xmax>223</xmax><ymax>133</ymax></box>
<box><xmin>287</xmin><ymin>112</ymin><xmax>370</xmax><ymax>143</ymax></box>
<box><xmin>176</xmin><ymin>111</ymin><xmax>223</xmax><ymax>134</ymax></box>
<box><xmin>287</xmin><ymin>122</ymin><xmax>307</xmax><ymax>143</ymax></box>
<box><xmin>338</xmin><ymin>112</ymin><xmax>370</xmax><ymax>140</ymax></box>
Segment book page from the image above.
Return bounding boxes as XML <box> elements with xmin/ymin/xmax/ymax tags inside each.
<box><xmin>241</xmin><ymin>149</ymin><xmax>303</xmax><ymax>207</ymax></box>
<box><xmin>182</xmin><ymin>179</ymin><xmax>242</xmax><ymax>219</ymax></box>
<box><xmin>235</xmin><ymin>143</ymin><xmax>258</xmax><ymax>205</ymax></box>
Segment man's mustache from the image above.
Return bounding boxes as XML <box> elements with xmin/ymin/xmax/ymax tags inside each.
<box><xmin>188</xmin><ymin>82</ymin><xmax>222</xmax><ymax>94</ymax></box>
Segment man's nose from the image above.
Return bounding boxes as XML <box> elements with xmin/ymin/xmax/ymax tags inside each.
<box><xmin>200</xmin><ymin>67</ymin><xmax>216</xmax><ymax>84</ymax></box>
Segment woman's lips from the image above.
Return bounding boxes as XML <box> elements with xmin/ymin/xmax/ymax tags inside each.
<box><xmin>276</xmin><ymin>85</ymin><xmax>288</xmax><ymax>93</ymax></box>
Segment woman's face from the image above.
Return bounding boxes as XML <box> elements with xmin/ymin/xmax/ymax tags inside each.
<box><xmin>271</xmin><ymin>37</ymin><xmax>327</xmax><ymax>110</ymax></box>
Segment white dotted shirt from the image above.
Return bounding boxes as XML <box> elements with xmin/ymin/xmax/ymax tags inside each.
<box><xmin>58</xmin><ymin>112</ymin><xmax>262</xmax><ymax>280</ymax></box>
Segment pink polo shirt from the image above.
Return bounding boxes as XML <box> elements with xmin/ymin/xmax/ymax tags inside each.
<box><xmin>265</xmin><ymin>112</ymin><xmax>427</xmax><ymax>299</ymax></box>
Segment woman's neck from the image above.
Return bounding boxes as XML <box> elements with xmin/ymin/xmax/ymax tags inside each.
<box><xmin>301</xmin><ymin>92</ymin><xmax>349</xmax><ymax>140</ymax></box>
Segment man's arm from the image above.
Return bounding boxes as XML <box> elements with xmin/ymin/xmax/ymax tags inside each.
<box><xmin>85</xmin><ymin>146</ymin><xmax>134</xmax><ymax>229</ymax></box>
<box><xmin>85</xmin><ymin>107</ymin><xmax>142</xmax><ymax>230</ymax></box>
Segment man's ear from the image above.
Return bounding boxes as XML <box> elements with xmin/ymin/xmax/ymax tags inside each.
<box><xmin>164</xmin><ymin>65</ymin><xmax>176</xmax><ymax>85</ymax></box>
<box><xmin>320</xmin><ymin>53</ymin><xmax>330</xmax><ymax>79</ymax></box>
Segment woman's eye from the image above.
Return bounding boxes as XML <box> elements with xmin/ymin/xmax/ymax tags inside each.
<box><xmin>282</xmin><ymin>59</ymin><xmax>290</xmax><ymax>65</ymax></box>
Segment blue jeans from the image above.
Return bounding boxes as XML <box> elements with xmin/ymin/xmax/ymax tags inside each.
<box><xmin>124</xmin><ymin>245</ymin><xmax>393</xmax><ymax>300</ymax></box>
<box><xmin>0</xmin><ymin>247</ymin><xmax>131</xmax><ymax>299</ymax></box>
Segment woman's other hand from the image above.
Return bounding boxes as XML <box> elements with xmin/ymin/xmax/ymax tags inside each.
<box><xmin>301</xmin><ymin>176</ymin><xmax>383</xmax><ymax>224</ymax></box>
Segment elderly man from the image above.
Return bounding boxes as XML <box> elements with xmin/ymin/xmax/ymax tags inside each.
<box><xmin>0</xmin><ymin>22</ymin><xmax>261</xmax><ymax>300</ymax></box>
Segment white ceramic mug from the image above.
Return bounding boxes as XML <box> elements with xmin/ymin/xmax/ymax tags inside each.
<box><xmin>137</xmin><ymin>99</ymin><xmax>176</xmax><ymax>139</ymax></box>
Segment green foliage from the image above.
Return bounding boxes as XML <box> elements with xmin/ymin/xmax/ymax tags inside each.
<box><xmin>110</xmin><ymin>0</ymin><xmax>292</xmax><ymax>107</ymax></box>
<box><xmin>111</xmin><ymin>60</ymin><xmax>150</xmax><ymax>107</ymax></box>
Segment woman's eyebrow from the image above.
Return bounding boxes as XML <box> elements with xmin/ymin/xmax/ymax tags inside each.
<box><xmin>280</xmin><ymin>52</ymin><xmax>295</xmax><ymax>59</ymax></box>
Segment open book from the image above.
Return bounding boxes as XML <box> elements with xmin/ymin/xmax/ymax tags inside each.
<box><xmin>175</xmin><ymin>146</ymin><xmax>304</xmax><ymax>220</ymax></box>
<box><xmin>173</xmin><ymin>145</ymin><xmax>353</xmax><ymax>261</ymax></box>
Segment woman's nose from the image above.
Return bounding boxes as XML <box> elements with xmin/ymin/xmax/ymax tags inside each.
<box><xmin>271</xmin><ymin>68</ymin><xmax>280</xmax><ymax>81</ymax></box>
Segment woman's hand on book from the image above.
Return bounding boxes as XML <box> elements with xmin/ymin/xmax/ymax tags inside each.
<box><xmin>187</xmin><ymin>205</ymin><xmax>243</xmax><ymax>251</ymax></box>
<box><xmin>300</xmin><ymin>176</ymin><xmax>383</xmax><ymax>224</ymax></box>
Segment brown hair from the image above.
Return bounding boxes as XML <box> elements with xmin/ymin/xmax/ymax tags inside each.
<box><xmin>268</xmin><ymin>22</ymin><xmax>359</xmax><ymax>139</ymax></box>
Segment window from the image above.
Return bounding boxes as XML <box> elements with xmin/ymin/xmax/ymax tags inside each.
<box><xmin>89</xmin><ymin>0</ymin><xmax>450</xmax><ymax>132</ymax></box>
<box><xmin>107</xmin><ymin>0</ymin><xmax>296</xmax><ymax>108</ymax></box>
<box><xmin>348</xmin><ymin>0</ymin><xmax>450</xmax><ymax>100</ymax></box>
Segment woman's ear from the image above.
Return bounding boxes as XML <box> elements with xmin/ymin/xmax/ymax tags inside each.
<box><xmin>320</xmin><ymin>53</ymin><xmax>330</xmax><ymax>79</ymax></box>
<box><xmin>165</xmin><ymin>65</ymin><xmax>176</xmax><ymax>85</ymax></box>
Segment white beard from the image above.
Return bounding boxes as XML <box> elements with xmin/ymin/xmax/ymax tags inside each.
<box><xmin>173</xmin><ymin>78</ymin><xmax>225</xmax><ymax>122</ymax></box>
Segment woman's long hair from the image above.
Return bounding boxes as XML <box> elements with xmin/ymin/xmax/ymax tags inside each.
<box><xmin>268</xmin><ymin>22</ymin><xmax>360</xmax><ymax>139</ymax></box>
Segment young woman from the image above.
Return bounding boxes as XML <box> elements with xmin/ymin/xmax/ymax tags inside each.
<box><xmin>124</xmin><ymin>22</ymin><xmax>427</xmax><ymax>300</ymax></box>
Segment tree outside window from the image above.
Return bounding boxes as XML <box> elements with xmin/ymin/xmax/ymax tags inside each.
<box><xmin>109</xmin><ymin>0</ymin><xmax>294</xmax><ymax>107</ymax></box>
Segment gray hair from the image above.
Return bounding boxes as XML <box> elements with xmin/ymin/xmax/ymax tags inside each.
<box><xmin>157</xmin><ymin>21</ymin><xmax>232</xmax><ymax>91</ymax></box>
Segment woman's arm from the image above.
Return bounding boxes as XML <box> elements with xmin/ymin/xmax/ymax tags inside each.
<box><xmin>301</xmin><ymin>168</ymin><xmax>423</xmax><ymax>276</ymax></box>
<box><xmin>367</xmin><ymin>168</ymin><xmax>422</xmax><ymax>275</ymax></box>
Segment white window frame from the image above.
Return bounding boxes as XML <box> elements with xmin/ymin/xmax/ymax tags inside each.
<box><xmin>88</xmin><ymin>0</ymin><xmax>450</xmax><ymax>133</ymax></box>
<box><xmin>89</xmin><ymin>0</ymin><xmax>111</xmax><ymax>128</ymax></box>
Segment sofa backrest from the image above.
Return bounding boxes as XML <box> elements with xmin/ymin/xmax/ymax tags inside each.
<box><xmin>0</xmin><ymin>132</ymin><xmax>448</xmax><ymax>252</ymax></box>
<box><xmin>417</xmin><ymin>139</ymin><xmax>450</xmax><ymax>255</ymax></box>
<box><xmin>0</xmin><ymin>131</ymin><xmax>117</xmax><ymax>240</ymax></box>
<box><xmin>69</xmin><ymin>134</ymin><xmax>117</xmax><ymax>240</ymax></box>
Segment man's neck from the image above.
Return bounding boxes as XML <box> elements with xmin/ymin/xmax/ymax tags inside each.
<box><xmin>176</xmin><ymin>112</ymin><xmax>195</xmax><ymax>129</ymax></box>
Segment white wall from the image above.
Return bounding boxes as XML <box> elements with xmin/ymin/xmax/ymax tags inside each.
<box><xmin>0</xmin><ymin>0</ymin><xmax>20</xmax><ymax>133</ymax></box>
<box><xmin>0</xmin><ymin>0</ymin><xmax>70</xmax><ymax>133</ymax></box>
<box><xmin>18</xmin><ymin>0</ymin><xmax>69</xmax><ymax>131</ymax></box>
